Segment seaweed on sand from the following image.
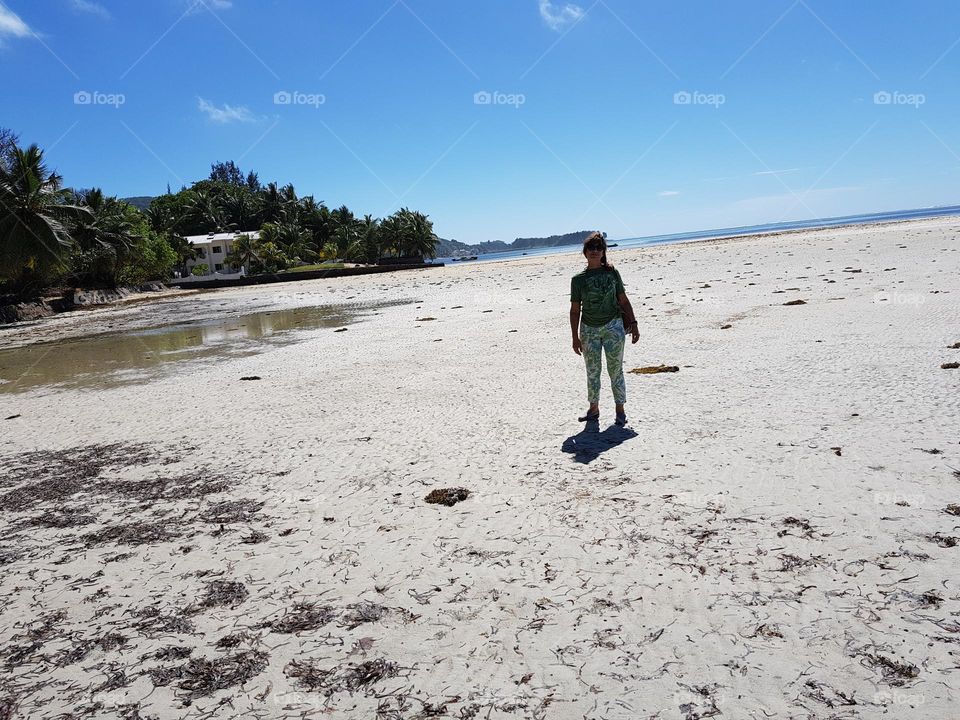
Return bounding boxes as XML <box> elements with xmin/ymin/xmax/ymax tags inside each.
<box><xmin>81</xmin><ymin>521</ymin><xmax>181</xmax><ymax>548</ymax></box>
<box><xmin>29</xmin><ymin>507</ymin><xmax>96</xmax><ymax>528</ymax></box>
<box><xmin>258</xmin><ymin>602</ymin><xmax>336</xmax><ymax>634</ymax></box>
<box><xmin>424</xmin><ymin>488</ymin><xmax>470</xmax><ymax>507</ymax></box>
<box><xmin>200</xmin><ymin>499</ymin><xmax>264</xmax><ymax>524</ymax></box>
<box><xmin>284</xmin><ymin>657</ymin><xmax>399</xmax><ymax>696</ymax></box>
<box><xmin>191</xmin><ymin>580</ymin><xmax>249</xmax><ymax>611</ymax></box>
<box><xmin>155</xmin><ymin>646</ymin><xmax>193</xmax><ymax>661</ymax></box>
<box><xmin>862</xmin><ymin>653</ymin><xmax>919</xmax><ymax>686</ymax></box>
<box><xmin>340</xmin><ymin>602</ymin><xmax>388</xmax><ymax>630</ymax></box>
<box><xmin>175</xmin><ymin>650</ymin><xmax>269</xmax><ymax>698</ymax></box>
<box><xmin>134</xmin><ymin>606</ymin><xmax>196</xmax><ymax>637</ymax></box>
<box><xmin>777</xmin><ymin>516</ymin><xmax>816</xmax><ymax>538</ymax></box>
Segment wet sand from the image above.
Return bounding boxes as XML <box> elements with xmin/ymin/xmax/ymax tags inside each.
<box><xmin>0</xmin><ymin>216</ymin><xmax>958</xmax><ymax>719</ymax></box>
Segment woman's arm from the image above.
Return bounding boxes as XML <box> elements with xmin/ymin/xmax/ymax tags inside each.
<box><xmin>570</xmin><ymin>301</ymin><xmax>583</xmax><ymax>355</ymax></box>
<box><xmin>617</xmin><ymin>291</ymin><xmax>640</xmax><ymax>343</ymax></box>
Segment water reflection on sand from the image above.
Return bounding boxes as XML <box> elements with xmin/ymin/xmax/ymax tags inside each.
<box><xmin>0</xmin><ymin>299</ymin><xmax>412</xmax><ymax>394</ymax></box>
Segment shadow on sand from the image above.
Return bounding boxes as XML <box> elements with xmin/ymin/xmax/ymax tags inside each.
<box><xmin>561</xmin><ymin>421</ymin><xmax>638</xmax><ymax>463</ymax></box>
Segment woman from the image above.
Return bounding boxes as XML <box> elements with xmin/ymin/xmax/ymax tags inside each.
<box><xmin>569</xmin><ymin>232</ymin><xmax>639</xmax><ymax>426</ymax></box>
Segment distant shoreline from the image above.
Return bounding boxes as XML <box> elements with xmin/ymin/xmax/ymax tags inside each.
<box><xmin>438</xmin><ymin>204</ymin><xmax>960</xmax><ymax>265</ymax></box>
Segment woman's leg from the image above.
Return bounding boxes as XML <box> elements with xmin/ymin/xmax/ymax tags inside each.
<box><xmin>602</xmin><ymin>318</ymin><xmax>627</xmax><ymax>406</ymax></box>
<box><xmin>580</xmin><ymin>322</ymin><xmax>603</xmax><ymax>407</ymax></box>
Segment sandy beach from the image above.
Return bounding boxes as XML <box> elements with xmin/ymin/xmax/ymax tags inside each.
<box><xmin>1</xmin><ymin>216</ymin><xmax>958</xmax><ymax>719</ymax></box>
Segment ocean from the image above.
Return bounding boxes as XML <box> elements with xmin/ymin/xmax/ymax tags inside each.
<box><xmin>434</xmin><ymin>204</ymin><xmax>960</xmax><ymax>266</ymax></box>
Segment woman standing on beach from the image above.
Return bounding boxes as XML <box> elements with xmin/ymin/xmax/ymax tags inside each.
<box><xmin>570</xmin><ymin>232</ymin><xmax>639</xmax><ymax>426</ymax></box>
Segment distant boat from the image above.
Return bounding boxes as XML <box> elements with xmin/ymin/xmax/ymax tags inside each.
<box><xmin>608</xmin><ymin>243</ymin><xmax>618</xmax><ymax>247</ymax></box>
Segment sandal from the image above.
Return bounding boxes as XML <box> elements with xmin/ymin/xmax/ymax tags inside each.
<box><xmin>615</xmin><ymin>411</ymin><xmax>627</xmax><ymax>426</ymax></box>
<box><xmin>578</xmin><ymin>410</ymin><xmax>600</xmax><ymax>422</ymax></box>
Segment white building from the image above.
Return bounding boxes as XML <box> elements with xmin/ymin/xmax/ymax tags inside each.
<box><xmin>176</xmin><ymin>230</ymin><xmax>260</xmax><ymax>281</ymax></box>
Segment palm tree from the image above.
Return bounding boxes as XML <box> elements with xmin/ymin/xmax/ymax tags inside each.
<box><xmin>224</xmin><ymin>233</ymin><xmax>258</xmax><ymax>273</ymax></box>
<box><xmin>345</xmin><ymin>214</ymin><xmax>381</xmax><ymax>264</ymax></box>
<box><xmin>72</xmin><ymin>189</ymin><xmax>144</xmax><ymax>286</ymax></box>
<box><xmin>0</xmin><ymin>144</ymin><xmax>92</xmax><ymax>294</ymax></box>
<box><xmin>408</xmin><ymin>210</ymin><xmax>438</xmax><ymax>259</ymax></box>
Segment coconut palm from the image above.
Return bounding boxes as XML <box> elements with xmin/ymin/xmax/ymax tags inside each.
<box><xmin>0</xmin><ymin>144</ymin><xmax>92</xmax><ymax>293</ymax></box>
<box><xmin>224</xmin><ymin>233</ymin><xmax>259</xmax><ymax>273</ymax></box>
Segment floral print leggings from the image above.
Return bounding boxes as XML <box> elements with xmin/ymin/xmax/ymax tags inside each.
<box><xmin>580</xmin><ymin>316</ymin><xmax>627</xmax><ymax>404</ymax></box>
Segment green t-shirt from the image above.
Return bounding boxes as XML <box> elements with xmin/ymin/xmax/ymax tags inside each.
<box><xmin>570</xmin><ymin>267</ymin><xmax>626</xmax><ymax>327</ymax></box>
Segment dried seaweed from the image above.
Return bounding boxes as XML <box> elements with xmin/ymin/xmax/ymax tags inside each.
<box><xmin>200</xmin><ymin>499</ymin><xmax>264</xmax><ymax>524</ymax></box>
<box><xmin>134</xmin><ymin>606</ymin><xmax>195</xmax><ymax>637</ymax></box>
<box><xmin>155</xmin><ymin>646</ymin><xmax>193</xmax><ymax>661</ymax></box>
<box><xmin>81</xmin><ymin>521</ymin><xmax>181</xmax><ymax>547</ymax></box>
<box><xmin>192</xmin><ymin>580</ymin><xmax>249</xmax><ymax>611</ymax></box>
<box><xmin>629</xmin><ymin>365</ymin><xmax>679</xmax><ymax>374</ymax></box>
<box><xmin>258</xmin><ymin>602</ymin><xmax>335</xmax><ymax>634</ymax></box>
<box><xmin>424</xmin><ymin>488</ymin><xmax>470</xmax><ymax>507</ymax></box>
<box><xmin>284</xmin><ymin>658</ymin><xmax>334</xmax><ymax>691</ymax></box>
<box><xmin>862</xmin><ymin>653</ymin><xmax>919</xmax><ymax>686</ymax></box>
<box><xmin>340</xmin><ymin>603</ymin><xmax>387</xmax><ymax>630</ymax></box>
<box><xmin>176</xmin><ymin>650</ymin><xmax>269</xmax><ymax>698</ymax></box>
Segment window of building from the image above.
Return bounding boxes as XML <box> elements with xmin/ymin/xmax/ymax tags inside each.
<box><xmin>197</xmin><ymin>249</ymin><xmax>206</xmax><ymax>259</ymax></box>
<box><xmin>213</xmin><ymin>246</ymin><xmax>222</xmax><ymax>254</ymax></box>
<box><xmin>215</xmin><ymin>263</ymin><xmax>223</xmax><ymax>271</ymax></box>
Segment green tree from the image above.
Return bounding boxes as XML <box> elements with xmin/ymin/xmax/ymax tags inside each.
<box><xmin>0</xmin><ymin>144</ymin><xmax>92</xmax><ymax>294</ymax></box>
<box><xmin>224</xmin><ymin>233</ymin><xmax>258</xmax><ymax>272</ymax></box>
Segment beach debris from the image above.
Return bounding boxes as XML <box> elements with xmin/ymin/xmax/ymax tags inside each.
<box><xmin>629</xmin><ymin>365</ymin><xmax>679</xmax><ymax>374</ymax></box>
<box><xmin>945</xmin><ymin>504</ymin><xmax>960</xmax><ymax>516</ymax></box>
<box><xmin>134</xmin><ymin>606</ymin><xmax>196</xmax><ymax>636</ymax></box>
<box><xmin>778</xmin><ymin>517</ymin><xmax>816</xmax><ymax>538</ymax></box>
<box><xmin>155</xmin><ymin>646</ymin><xmax>193</xmax><ymax>661</ymax></box>
<box><xmin>194</xmin><ymin>580</ymin><xmax>249</xmax><ymax>611</ymax></box>
<box><xmin>240</xmin><ymin>530</ymin><xmax>268</xmax><ymax>544</ymax></box>
<box><xmin>861</xmin><ymin>653</ymin><xmax>919</xmax><ymax>686</ymax></box>
<box><xmin>941</xmin><ymin>362</ymin><xmax>959</xmax><ymax>369</ymax></box>
<box><xmin>754</xmin><ymin>623</ymin><xmax>784</xmax><ymax>639</ymax></box>
<box><xmin>830</xmin><ymin>447</ymin><xmax>842</xmax><ymax>456</ymax></box>
<box><xmin>259</xmin><ymin>602</ymin><xmax>335</xmax><ymax>634</ymax></box>
<box><xmin>948</xmin><ymin>341</ymin><xmax>960</xmax><ymax>349</ymax></box>
<box><xmin>415</xmin><ymin>317</ymin><xmax>436</xmax><ymax>321</ymax></box>
<box><xmin>783</xmin><ymin>299</ymin><xmax>807</xmax><ymax>306</ymax></box>
<box><xmin>340</xmin><ymin>602</ymin><xmax>388</xmax><ymax>629</ymax></box>
<box><xmin>239</xmin><ymin>376</ymin><xmax>261</xmax><ymax>381</ymax></box>
<box><xmin>334</xmin><ymin>327</ymin><xmax>348</xmax><ymax>332</ymax></box>
<box><xmin>200</xmin><ymin>498</ymin><xmax>264</xmax><ymax>524</ymax></box>
<box><xmin>81</xmin><ymin>521</ymin><xmax>181</xmax><ymax>547</ymax></box>
<box><xmin>424</xmin><ymin>487</ymin><xmax>471</xmax><ymax>506</ymax></box>
<box><xmin>4</xmin><ymin>414</ymin><xmax>20</xmax><ymax>420</ymax></box>
<box><xmin>720</xmin><ymin>324</ymin><xmax>732</xmax><ymax>329</ymax></box>
<box><xmin>175</xmin><ymin>650</ymin><xmax>269</xmax><ymax>698</ymax></box>
<box><xmin>284</xmin><ymin>657</ymin><xmax>399</xmax><ymax>696</ymax></box>
<box><xmin>916</xmin><ymin>447</ymin><xmax>943</xmax><ymax>454</ymax></box>
<box><xmin>926</xmin><ymin>533</ymin><xmax>958</xmax><ymax>548</ymax></box>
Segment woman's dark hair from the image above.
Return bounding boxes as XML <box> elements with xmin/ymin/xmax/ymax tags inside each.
<box><xmin>583</xmin><ymin>231</ymin><xmax>613</xmax><ymax>270</ymax></box>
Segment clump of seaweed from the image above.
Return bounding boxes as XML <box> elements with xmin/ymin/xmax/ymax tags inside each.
<box><xmin>192</xmin><ymin>580</ymin><xmax>249</xmax><ymax>611</ymax></box>
<box><xmin>778</xmin><ymin>516</ymin><xmax>816</xmax><ymax>538</ymax></box>
<box><xmin>81</xmin><ymin>521</ymin><xmax>181</xmax><ymax>547</ymax></box>
<box><xmin>134</xmin><ymin>606</ymin><xmax>196</xmax><ymax>637</ymax></box>
<box><xmin>214</xmin><ymin>632</ymin><xmax>257</xmax><ymax>650</ymax></box>
<box><xmin>200</xmin><ymin>499</ymin><xmax>264</xmax><ymax>524</ymax></box>
<box><xmin>29</xmin><ymin>507</ymin><xmax>96</xmax><ymax>528</ymax></box>
<box><xmin>926</xmin><ymin>533</ymin><xmax>958</xmax><ymax>548</ymax></box>
<box><xmin>945</xmin><ymin>504</ymin><xmax>960</xmax><ymax>516</ymax></box>
<box><xmin>155</xmin><ymin>646</ymin><xmax>193</xmax><ymax>661</ymax></box>
<box><xmin>862</xmin><ymin>653</ymin><xmax>919</xmax><ymax>686</ymax></box>
<box><xmin>424</xmin><ymin>488</ymin><xmax>470</xmax><ymax>507</ymax></box>
<box><xmin>629</xmin><ymin>365</ymin><xmax>679</xmax><ymax>374</ymax></box>
<box><xmin>258</xmin><ymin>602</ymin><xmax>336</xmax><ymax>634</ymax></box>
<box><xmin>284</xmin><ymin>659</ymin><xmax>334</xmax><ymax>691</ymax></box>
<box><xmin>176</xmin><ymin>650</ymin><xmax>269</xmax><ymax>698</ymax></box>
<box><xmin>340</xmin><ymin>602</ymin><xmax>388</xmax><ymax>630</ymax></box>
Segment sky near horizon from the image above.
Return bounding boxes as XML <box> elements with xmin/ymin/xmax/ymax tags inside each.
<box><xmin>3</xmin><ymin>0</ymin><xmax>959</xmax><ymax>243</ymax></box>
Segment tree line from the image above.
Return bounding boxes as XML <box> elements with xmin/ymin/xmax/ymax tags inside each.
<box><xmin>0</xmin><ymin>133</ymin><xmax>439</xmax><ymax>298</ymax></box>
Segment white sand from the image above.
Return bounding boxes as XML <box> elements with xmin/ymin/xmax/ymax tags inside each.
<box><xmin>0</xmin><ymin>217</ymin><xmax>958</xmax><ymax>719</ymax></box>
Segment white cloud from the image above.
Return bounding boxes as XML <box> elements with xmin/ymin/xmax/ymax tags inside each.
<box><xmin>198</xmin><ymin>97</ymin><xmax>255</xmax><ymax>123</ymax></box>
<box><xmin>538</xmin><ymin>0</ymin><xmax>584</xmax><ymax>32</ymax></box>
<box><xmin>70</xmin><ymin>0</ymin><xmax>111</xmax><ymax>19</ymax></box>
<box><xmin>657</xmin><ymin>190</ymin><xmax>680</xmax><ymax>197</ymax></box>
<box><xmin>0</xmin><ymin>6</ymin><xmax>31</xmax><ymax>39</ymax></box>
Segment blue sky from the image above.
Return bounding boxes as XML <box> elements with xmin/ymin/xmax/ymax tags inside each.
<box><xmin>3</xmin><ymin>0</ymin><xmax>959</xmax><ymax>243</ymax></box>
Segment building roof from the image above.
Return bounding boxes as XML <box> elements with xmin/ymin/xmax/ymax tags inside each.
<box><xmin>184</xmin><ymin>230</ymin><xmax>259</xmax><ymax>246</ymax></box>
